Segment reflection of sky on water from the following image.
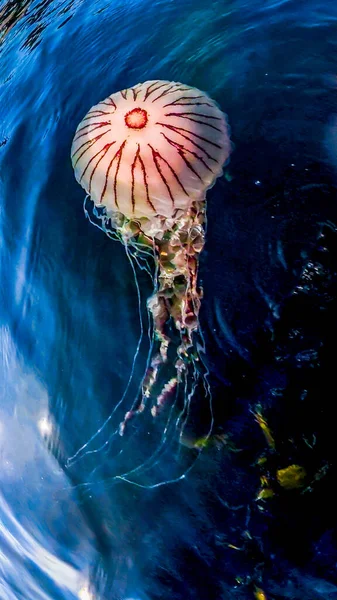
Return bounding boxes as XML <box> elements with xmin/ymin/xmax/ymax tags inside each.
<box><xmin>0</xmin><ymin>326</ymin><xmax>95</xmax><ymax>599</ymax></box>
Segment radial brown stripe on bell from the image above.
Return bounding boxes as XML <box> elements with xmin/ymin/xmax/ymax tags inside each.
<box><xmin>160</xmin><ymin>132</ymin><xmax>204</xmax><ymax>181</ymax></box>
<box><xmin>131</xmin><ymin>146</ymin><xmax>139</xmax><ymax>214</ymax></box>
<box><xmin>88</xmin><ymin>143</ymin><xmax>114</xmax><ymax>195</ymax></box>
<box><xmin>143</xmin><ymin>81</ymin><xmax>166</xmax><ymax>101</ymax></box>
<box><xmin>100</xmin><ymin>98</ymin><xmax>117</xmax><ymax>108</ymax></box>
<box><xmin>137</xmin><ymin>146</ymin><xmax>156</xmax><ymax>212</ymax></box>
<box><xmin>113</xmin><ymin>140</ymin><xmax>126</xmax><ymax>210</ymax></box>
<box><xmin>82</xmin><ymin>110</ymin><xmax>113</xmax><ymax>121</ymax></box>
<box><xmin>151</xmin><ymin>83</ymin><xmax>185</xmax><ymax>103</ymax></box>
<box><xmin>163</xmin><ymin>95</ymin><xmax>213</xmax><ymax>108</ymax></box>
<box><xmin>71</xmin><ymin>130</ymin><xmax>110</xmax><ymax>168</ymax></box>
<box><xmin>80</xmin><ymin>144</ymin><xmax>109</xmax><ymax>183</ymax></box>
<box><xmin>99</xmin><ymin>141</ymin><xmax>122</xmax><ymax>206</ymax></box>
<box><xmin>73</xmin><ymin>121</ymin><xmax>110</xmax><ymax>143</ymax></box>
<box><xmin>148</xmin><ymin>144</ymin><xmax>175</xmax><ymax>208</ymax></box>
<box><xmin>156</xmin><ymin>122</ymin><xmax>218</xmax><ymax>162</ymax></box>
<box><xmin>149</xmin><ymin>143</ymin><xmax>188</xmax><ymax>198</ymax></box>
<box><xmin>163</xmin><ymin>123</ymin><xmax>223</xmax><ymax>149</ymax></box>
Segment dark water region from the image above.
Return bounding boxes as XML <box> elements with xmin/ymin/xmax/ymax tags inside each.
<box><xmin>1</xmin><ymin>0</ymin><xmax>337</xmax><ymax>598</ymax></box>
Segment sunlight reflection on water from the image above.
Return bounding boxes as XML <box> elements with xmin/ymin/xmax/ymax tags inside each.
<box><xmin>0</xmin><ymin>325</ymin><xmax>96</xmax><ymax>599</ymax></box>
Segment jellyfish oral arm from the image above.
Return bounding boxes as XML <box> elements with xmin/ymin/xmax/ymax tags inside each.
<box><xmin>116</xmin><ymin>199</ymin><xmax>205</xmax><ymax>428</ymax></box>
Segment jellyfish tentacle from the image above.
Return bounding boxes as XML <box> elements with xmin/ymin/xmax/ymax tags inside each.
<box><xmin>67</xmin><ymin>206</ymin><xmax>152</xmax><ymax>466</ymax></box>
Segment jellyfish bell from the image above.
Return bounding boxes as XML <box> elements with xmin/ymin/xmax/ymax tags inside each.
<box><xmin>71</xmin><ymin>80</ymin><xmax>230</xmax><ymax>237</ymax></box>
<box><xmin>70</xmin><ymin>80</ymin><xmax>231</xmax><ymax>484</ymax></box>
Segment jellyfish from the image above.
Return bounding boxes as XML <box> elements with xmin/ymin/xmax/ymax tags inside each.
<box><xmin>70</xmin><ymin>80</ymin><xmax>231</xmax><ymax>485</ymax></box>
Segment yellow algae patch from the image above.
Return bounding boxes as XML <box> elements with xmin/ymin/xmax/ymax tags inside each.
<box><xmin>253</xmin><ymin>405</ymin><xmax>275</xmax><ymax>449</ymax></box>
<box><xmin>277</xmin><ymin>464</ymin><xmax>307</xmax><ymax>489</ymax></box>
<box><xmin>256</xmin><ymin>487</ymin><xmax>275</xmax><ymax>501</ymax></box>
<box><xmin>179</xmin><ymin>431</ymin><xmax>240</xmax><ymax>452</ymax></box>
<box><xmin>256</xmin><ymin>475</ymin><xmax>275</xmax><ymax>501</ymax></box>
<box><xmin>254</xmin><ymin>587</ymin><xmax>267</xmax><ymax>600</ymax></box>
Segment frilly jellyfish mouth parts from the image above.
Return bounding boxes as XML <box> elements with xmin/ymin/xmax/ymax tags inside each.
<box><xmin>70</xmin><ymin>80</ymin><xmax>231</xmax><ymax>486</ymax></box>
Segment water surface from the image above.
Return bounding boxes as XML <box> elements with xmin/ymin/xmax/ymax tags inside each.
<box><xmin>1</xmin><ymin>0</ymin><xmax>337</xmax><ymax>598</ymax></box>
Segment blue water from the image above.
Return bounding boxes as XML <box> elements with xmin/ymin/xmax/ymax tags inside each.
<box><xmin>2</xmin><ymin>0</ymin><xmax>337</xmax><ymax>598</ymax></box>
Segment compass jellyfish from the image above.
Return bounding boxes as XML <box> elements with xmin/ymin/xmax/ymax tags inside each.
<box><xmin>69</xmin><ymin>80</ymin><xmax>231</xmax><ymax>486</ymax></box>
